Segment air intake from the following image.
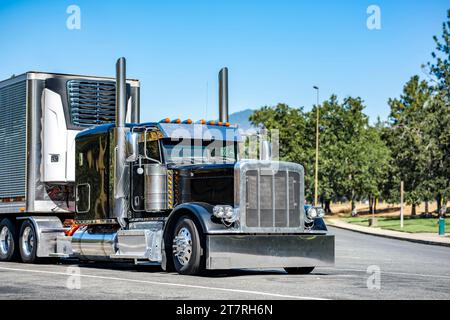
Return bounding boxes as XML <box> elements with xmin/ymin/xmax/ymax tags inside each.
<box><xmin>67</xmin><ymin>80</ymin><xmax>117</xmax><ymax>127</ymax></box>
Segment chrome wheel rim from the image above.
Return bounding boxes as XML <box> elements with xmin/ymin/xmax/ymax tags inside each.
<box><xmin>0</xmin><ymin>226</ymin><xmax>12</xmax><ymax>256</ymax></box>
<box><xmin>21</xmin><ymin>226</ymin><xmax>34</xmax><ymax>257</ymax></box>
<box><xmin>173</xmin><ymin>227</ymin><xmax>193</xmax><ymax>266</ymax></box>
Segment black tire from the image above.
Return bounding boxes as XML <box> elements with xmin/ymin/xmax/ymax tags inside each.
<box><xmin>0</xmin><ymin>219</ymin><xmax>19</xmax><ymax>261</ymax></box>
<box><xmin>19</xmin><ymin>220</ymin><xmax>39</xmax><ymax>263</ymax></box>
<box><xmin>284</xmin><ymin>267</ymin><xmax>315</xmax><ymax>275</ymax></box>
<box><xmin>172</xmin><ymin>216</ymin><xmax>204</xmax><ymax>275</ymax></box>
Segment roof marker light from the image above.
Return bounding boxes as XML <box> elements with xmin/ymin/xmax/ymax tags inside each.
<box><xmin>197</xmin><ymin>119</ymin><xmax>206</xmax><ymax>125</ymax></box>
<box><xmin>225</xmin><ymin>122</ymin><xmax>231</xmax><ymax>127</ymax></box>
<box><xmin>172</xmin><ymin>118</ymin><xmax>181</xmax><ymax>124</ymax></box>
<box><xmin>208</xmin><ymin>120</ymin><xmax>216</xmax><ymax>125</ymax></box>
<box><xmin>160</xmin><ymin>118</ymin><xmax>171</xmax><ymax>123</ymax></box>
<box><xmin>182</xmin><ymin>119</ymin><xmax>193</xmax><ymax>124</ymax></box>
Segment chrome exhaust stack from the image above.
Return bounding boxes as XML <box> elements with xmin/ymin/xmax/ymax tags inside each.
<box><xmin>114</xmin><ymin>57</ymin><xmax>128</xmax><ymax>228</ymax></box>
<box><xmin>218</xmin><ymin>67</ymin><xmax>229</xmax><ymax>123</ymax></box>
<box><xmin>116</xmin><ymin>57</ymin><xmax>127</xmax><ymax>130</ymax></box>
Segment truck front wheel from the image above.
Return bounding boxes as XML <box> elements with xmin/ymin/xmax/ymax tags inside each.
<box><xmin>19</xmin><ymin>220</ymin><xmax>38</xmax><ymax>263</ymax></box>
<box><xmin>172</xmin><ymin>216</ymin><xmax>204</xmax><ymax>275</ymax></box>
<box><xmin>0</xmin><ymin>219</ymin><xmax>19</xmax><ymax>261</ymax></box>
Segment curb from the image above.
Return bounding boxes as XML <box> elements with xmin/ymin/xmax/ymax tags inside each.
<box><xmin>326</xmin><ymin>220</ymin><xmax>450</xmax><ymax>248</ymax></box>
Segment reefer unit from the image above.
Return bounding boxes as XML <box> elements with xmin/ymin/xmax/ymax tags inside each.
<box><xmin>0</xmin><ymin>72</ymin><xmax>140</xmax><ymax>215</ymax></box>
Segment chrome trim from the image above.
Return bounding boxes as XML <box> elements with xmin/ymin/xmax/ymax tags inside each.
<box><xmin>206</xmin><ymin>234</ymin><xmax>335</xmax><ymax>270</ymax></box>
<box><xmin>0</xmin><ymin>225</ymin><xmax>12</xmax><ymax>256</ymax></box>
<box><xmin>25</xmin><ymin>78</ymin><xmax>42</xmax><ymax>212</ymax></box>
<box><xmin>218</xmin><ymin>67</ymin><xmax>229</xmax><ymax>123</ymax></box>
<box><xmin>75</xmin><ymin>183</ymin><xmax>90</xmax><ymax>214</ymax></box>
<box><xmin>114</xmin><ymin>58</ymin><xmax>128</xmax><ymax>228</ymax></box>
<box><xmin>173</xmin><ymin>227</ymin><xmax>192</xmax><ymax>266</ymax></box>
<box><xmin>143</xmin><ymin>127</ymin><xmax>163</xmax><ymax>163</ymax></box>
<box><xmin>72</xmin><ymin>225</ymin><xmax>117</xmax><ymax>261</ymax></box>
<box><xmin>19</xmin><ymin>216</ymin><xmax>65</xmax><ymax>258</ymax></box>
<box><xmin>74</xmin><ymin>219</ymin><xmax>118</xmax><ymax>225</ymax></box>
<box><xmin>24</xmin><ymin>72</ymin><xmax>140</xmax><ymax>87</ymax></box>
<box><xmin>234</xmin><ymin>160</ymin><xmax>305</xmax><ymax>233</ymax></box>
<box><xmin>112</xmin><ymin>223</ymin><xmax>163</xmax><ymax>261</ymax></box>
<box><xmin>20</xmin><ymin>225</ymin><xmax>34</xmax><ymax>257</ymax></box>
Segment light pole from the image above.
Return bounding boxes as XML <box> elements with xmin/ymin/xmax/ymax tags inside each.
<box><xmin>313</xmin><ymin>86</ymin><xmax>320</xmax><ymax>207</ymax></box>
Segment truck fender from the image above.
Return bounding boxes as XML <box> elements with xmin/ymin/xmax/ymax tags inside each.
<box><xmin>161</xmin><ymin>202</ymin><xmax>223</xmax><ymax>271</ymax></box>
<box><xmin>17</xmin><ymin>216</ymin><xmax>65</xmax><ymax>257</ymax></box>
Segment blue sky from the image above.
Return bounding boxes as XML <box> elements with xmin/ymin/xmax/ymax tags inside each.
<box><xmin>0</xmin><ymin>0</ymin><xmax>447</xmax><ymax>123</ymax></box>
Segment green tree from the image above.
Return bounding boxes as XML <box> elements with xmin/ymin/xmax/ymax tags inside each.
<box><xmin>427</xmin><ymin>9</ymin><xmax>450</xmax><ymax>93</ymax></box>
<box><xmin>315</xmin><ymin>96</ymin><xmax>388</xmax><ymax>214</ymax></box>
<box><xmin>387</xmin><ymin>76</ymin><xmax>432</xmax><ymax>215</ymax></box>
<box><xmin>426</xmin><ymin>9</ymin><xmax>450</xmax><ymax>214</ymax></box>
<box><xmin>251</xmin><ymin>96</ymin><xmax>390</xmax><ymax>214</ymax></box>
<box><xmin>249</xmin><ymin>103</ymin><xmax>309</xmax><ymax>163</ymax></box>
<box><xmin>364</xmin><ymin>122</ymin><xmax>391</xmax><ymax>214</ymax></box>
<box><xmin>250</xmin><ymin>103</ymin><xmax>319</xmax><ymax>202</ymax></box>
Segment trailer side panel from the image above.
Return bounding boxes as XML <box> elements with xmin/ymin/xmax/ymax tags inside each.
<box><xmin>0</xmin><ymin>79</ymin><xmax>27</xmax><ymax>212</ymax></box>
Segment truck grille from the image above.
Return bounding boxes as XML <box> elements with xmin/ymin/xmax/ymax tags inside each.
<box><xmin>244</xmin><ymin>166</ymin><xmax>301</xmax><ymax>229</ymax></box>
<box><xmin>68</xmin><ymin>80</ymin><xmax>117</xmax><ymax>127</ymax></box>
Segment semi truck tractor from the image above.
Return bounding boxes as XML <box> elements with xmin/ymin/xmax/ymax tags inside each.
<box><xmin>0</xmin><ymin>58</ymin><xmax>334</xmax><ymax>275</ymax></box>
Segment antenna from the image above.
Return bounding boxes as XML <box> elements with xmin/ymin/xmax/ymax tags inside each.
<box><xmin>205</xmin><ymin>81</ymin><xmax>209</xmax><ymax>120</ymax></box>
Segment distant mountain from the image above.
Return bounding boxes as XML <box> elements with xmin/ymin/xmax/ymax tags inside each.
<box><xmin>229</xmin><ymin>109</ymin><xmax>256</xmax><ymax>130</ymax></box>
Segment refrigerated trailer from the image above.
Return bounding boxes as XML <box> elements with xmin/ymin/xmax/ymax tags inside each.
<box><xmin>0</xmin><ymin>59</ymin><xmax>334</xmax><ymax>275</ymax></box>
<box><xmin>0</xmin><ymin>70</ymin><xmax>139</xmax><ymax>261</ymax></box>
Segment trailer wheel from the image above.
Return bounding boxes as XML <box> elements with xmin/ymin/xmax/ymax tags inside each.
<box><xmin>284</xmin><ymin>267</ymin><xmax>315</xmax><ymax>275</ymax></box>
<box><xmin>0</xmin><ymin>219</ymin><xmax>19</xmax><ymax>261</ymax></box>
<box><xmin>19</xmin><ymin>220</ymin><xmax>38</xmax><ymax>263</ymax></box>
<box><xmin>172</xmin><ymin>216</ymin><xmax>204</xmax><ymax>275</ymax></box>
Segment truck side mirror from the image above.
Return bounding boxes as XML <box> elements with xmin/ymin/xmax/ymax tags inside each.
<box><xmin>125</xmin><ymin>132</ymin><xmax>139</xmax><ymax>162</ymax></box>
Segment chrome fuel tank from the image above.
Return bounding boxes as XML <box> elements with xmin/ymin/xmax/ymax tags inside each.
<box><xmin>144</xmin><ymin>164</ymin><xmax>167</xmax><ymax>212</ymax></box>
<box><xmin>72</xmin><ymin>225</ymin><xmax>118</xmax><ymax>261</ymax></box>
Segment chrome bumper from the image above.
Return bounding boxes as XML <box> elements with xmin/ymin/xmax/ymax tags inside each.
<box><xmin>205</xmin><ymin>233</ymin><xmax>335</xmax><ymax>270</ymax></box>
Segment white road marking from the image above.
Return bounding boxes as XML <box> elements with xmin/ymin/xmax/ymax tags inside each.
<box><xmin>0</xmin><ymin>265</ymin><xmax>328</xmax><ymax>300</ymax></box>
<box><xmin>318</xmin><ymin>267</ymin><xmax>450</xmax><ymax>280</ymax></box>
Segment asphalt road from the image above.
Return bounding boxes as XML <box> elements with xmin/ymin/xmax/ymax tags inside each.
<box><xmin>0</xmin><ymin>227</ymin><xmax>449</xmax><ymax>300</ymax></box>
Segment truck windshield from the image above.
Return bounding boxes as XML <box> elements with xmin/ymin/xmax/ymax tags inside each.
<box><xmin>162</xmin><ymin>139</ymin><xmax>238</xmax><ymax>165</ymax></box>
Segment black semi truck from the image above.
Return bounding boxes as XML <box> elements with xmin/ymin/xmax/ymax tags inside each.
<box><xmin>0</xmin><ymin>58</ymin><xmax>334</xmax><ymax>275</ymax></box>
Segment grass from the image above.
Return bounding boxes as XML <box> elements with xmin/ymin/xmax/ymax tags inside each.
<box><xmin>342</xmin><ymin>216</ymin><xmax>449</xmax><ymax>233</ymax></box>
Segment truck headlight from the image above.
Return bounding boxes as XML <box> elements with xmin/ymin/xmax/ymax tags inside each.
<box><xmin>306</xmin><ymin>206</ymin><xmax>325</xmax><ymax>222</ymax></box>
<box><xmin>213</xmin><ymin>205</ymin><xmax>225</xmax><ymax>218</ymax></box>
<box><xmin>317</xmin><ymin>207</ymin><xmax>325</xmax><ymax>218</ymax></box>
<box><xmin>213</xmin><ymin>205</ymin><xmax>238</xmax><ymax>225</ymax></box>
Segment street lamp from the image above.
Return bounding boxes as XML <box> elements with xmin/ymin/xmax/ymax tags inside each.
<box><xmin>313</xmin><ymin>86</ymin><xmax>320</xmax><ymax>207</ymax></box>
